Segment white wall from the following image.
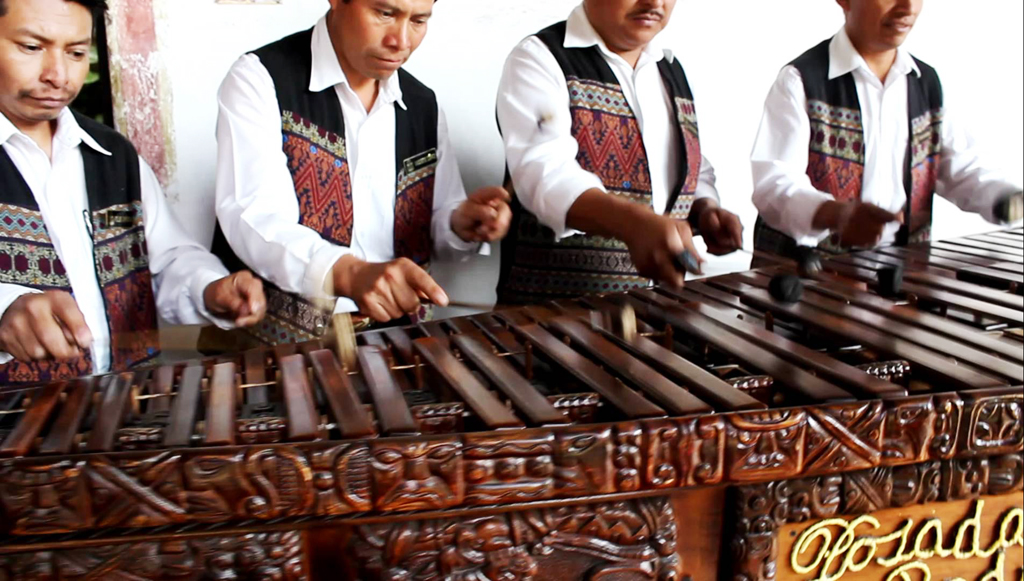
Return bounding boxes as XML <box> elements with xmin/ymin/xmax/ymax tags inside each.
<box><xmin>154</xmin><ymin>0</ymin><xmax>1024</xmax><ymax>309</ymax></box>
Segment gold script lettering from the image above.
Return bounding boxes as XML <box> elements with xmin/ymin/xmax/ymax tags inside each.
<box><xmin>789</xmin><ymin>501</ymin><xmax>1024</xmax><ymax>581</ymax></box>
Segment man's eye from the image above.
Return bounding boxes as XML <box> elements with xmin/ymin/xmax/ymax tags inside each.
<box><xmin>20</xmin><ymin>44</ymin><xmax>42</xmax><ymax>52</ymax></box>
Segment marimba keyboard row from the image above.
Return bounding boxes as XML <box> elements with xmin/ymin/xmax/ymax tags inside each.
<box><xmin>1</xmin><ymin>229</ymin><xmax>1020</xmax><ymax>460</ymax></box>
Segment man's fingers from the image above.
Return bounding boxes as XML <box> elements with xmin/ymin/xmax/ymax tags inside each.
<box><xmin>390</xmin><ymin>277</ymin><xmax>422</xmax><ymax>315</ymax></box>
<box><xmin>49</xmin><ymin>293</ymin><xmax>92</xmax><ymax>348</ymax></box>
<box><xmin>405</xmin><ymin>265</ymin><xmax>449</xmax><ymax>307</ymax></box>
<box><xmin>32</xmin><ymin>317</ymin><xmax>79</xmax><ymax>360</ymax></box>
<box><xmin>469</xmin><ymin>186</ymin><xmax>512</xmax><ymax>205</ymax></box>
<box><xmin>725</xmin><ymin>214</ymin><xmax>744</xmax><ymax>248</ymax></box>
<box><xmin>236</xmin><ymin>272</ymin><xmax>266</xmax><ymax>323</ymax></box>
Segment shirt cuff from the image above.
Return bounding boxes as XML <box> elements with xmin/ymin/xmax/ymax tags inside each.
<box><xmin>303</xmin><ymin>244</ymin><xmax>353</xmax><ymax>299</ymax></box>
<box><xmin>782</xmin><ymin>189</ymin><xmax>835</xmax><ymax>246</ymax></box>
<box><xmin>532</xmin><ymin>172</ymin><xmax>605</xmax><ymax>240</ymax></box>
<box><xmin>189</xmin><ymin>270</ymin><xmax>237</xmax><ymax>331</ymax></box>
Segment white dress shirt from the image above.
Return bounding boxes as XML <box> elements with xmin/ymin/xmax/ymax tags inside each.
<box><xmin>0</xmin><ymin>109</ymin><xmax>232</xmax><ymax>372</ymax></box>
<box><xmin>752</xmin><ymin>28</ymin><xmax>1021</xmax><ymax>247</ymax></box>
<box><xmin>496</xmin><ymin>4</ymin><xmax>719</xmax><ymax>240</ymax></box>
<box><xmin>216</xmin><ymin>16</ymin><xmax>478</xmax><ymax>314</ymax></box>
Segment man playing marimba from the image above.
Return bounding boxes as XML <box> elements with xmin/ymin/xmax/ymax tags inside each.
<box><xmin>0</xmin><ymin>0</ymin><xmax>266</xmax><ymax>384</ymax></box>
<box><xmin>495</xmin><ymin>0</ymin><xmax>744</xmax><ymax>305</ymax></box>
<box><xmin>212</xmin><ymin>0</ymin><xmax>512</xmax><ymax>343</ymax></box>
<box><xmin>751</xmin><ymin>0</ymin><xmax>1023</xmax><ymax>260</ymax></box>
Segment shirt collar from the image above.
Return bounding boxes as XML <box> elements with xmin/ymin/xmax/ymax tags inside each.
<box><xmin>309</xmin><ymin>15</ymin><xmax>406</xmax><ymax>110</ymax></box>
<box><xmin>564</xmin><ymin>3</ymin><xmax>674</xmax><ymax>66</ymax></box>
<box><xmin>0</xmin><ymin>107</ymin><xmax>111</xmax><ymax>156</ymax></box>
<box><xmin>829</xmin><ymin>26</ymin><xmax>920</xmax><ymax>81</ymax></box>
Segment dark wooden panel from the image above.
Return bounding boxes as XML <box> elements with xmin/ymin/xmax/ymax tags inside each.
<box><xmin>721</xmin><ymin>280</ymin><xmax>1006</xmax><ymax>391</ymax></box>
<box><xmin>309</xmin><ymin>349</ymin><xmax>377</xmax><ymax>438</ymax></box>
<box><xmin>163</xmin><ymin>365</ymin><xmax>204</xmax><ymax>447</ymax></box>
<box><xmin>279</xmin><ymin>354</ymin><xmax>321</xmax><ymax>441</ymax></box>
<box><xmin>506</xmin><ymin>320</ymin><xmax>667</xmax><ymax>419</ymax></box>
<box><xmin>204</xmin><ymin>362</ymin><xmax>238</xmax><ymax>446</ymax></box>
<box><xmin>85</xmin><ymin>373</ymin><xmax>134</xmax><ymax>452</ymax></box>
<box><xmin>243</xmin><ymin>348</ymin><xmax>269</xmax><ymax>405</ymax></box>
<box><xmin>358</xmin><ymin>346</ymin><xmax>419</xmax><ymax>435</ymax></box>
<box><xmin>546</xmin><ymin>316</ymin><xmax>714</xmax><ymax>415</ymax></box>
<box><xmin>38</xmin><ymin>378</ymin><xmax>97</xmax><ymax>455</ymax></box>
<box><xmin>414</xmin><ymin>337</ymin><xmax>524</xmax><ymax>429</ymax></box>
<box><xmin>0</xmin><ymin>382</ymin><xmax>67</xmax><ymax>458</ymax></box>
<box><xmin>629</xmin><ymin>290</ymin><xmax>855</xmax><ymax>403</ymax></box>
<box><xmin>451</xmin><ymin>332</ymin><xmax>568</xmax><ymax>425</ymax></box>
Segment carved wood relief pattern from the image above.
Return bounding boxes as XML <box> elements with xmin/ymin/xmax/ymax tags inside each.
<box><xmin>0</xmin><ymin>531</ymin><xmax>307</xmax><ymax>580</ymax></box>
<box><xmin>0</xmin><ymin>391</ymin><xmax>1020</xmax><ymax>536</ymax></box>
<box><xmin>349</xmin><ymin>497</ymin><xmax>680</xmax><ymax>581</ymax></box>
<box><xmin>727</xmin><ymin>452</ymin><xmax>1024</xmax><ymax>581</ymax></box>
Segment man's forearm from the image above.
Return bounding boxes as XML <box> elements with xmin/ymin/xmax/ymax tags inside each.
<box><xmin>811</xmin><ymin>200</ymin><xmax>843</xmax><ymax>232</ymax></box>
<box><xmin>565</xmin><ymin>189</ymin><xmax>650</xmax><ymax>241</ymax></box>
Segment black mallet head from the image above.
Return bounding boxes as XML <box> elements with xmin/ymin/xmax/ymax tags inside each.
<box><xmin>876</xmin><ymin>265</ymin><xmax>905</xmax><ymax>298</ymax></box>
<box><xmin>794</xmin><ymin>246</ymin><xmax>822</xmax><ymax>277</ymax></box>
<box><xmin>768</xmin><ymin>274</ymin><xmax>803</xmax><ymax>303</ymax></box>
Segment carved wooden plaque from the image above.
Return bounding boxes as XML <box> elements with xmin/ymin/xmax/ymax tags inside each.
<box><xmin>777</xmin><ymin>493</ymin><xmax>1023</xmax><ymax>581</ymax></box>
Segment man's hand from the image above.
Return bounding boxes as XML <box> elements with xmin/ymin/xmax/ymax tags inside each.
<box><xmin>333</xmin><ymin>256</ymin><xmax>449</xmax><ymax>323</ymax></box>
<box><xmin>813</xmin><ymin>201</ymin><xmax>904</xmax><ymax>248</ymax></box>
<box><xmin>621</xmin><ymin>211</ymin><xmax>703</xmax><ymax>289</ymax></box>
<box><xmin>203</xmin><ymin>271</ymin><xmax>266</xmax><ymax>327</ymax></box>
<box><xmin>0</xmin><ymin>291</ymin><xmax>92</xmax><ymax>361</ymax></box>
<box><xmin>693</xmin><ymin>199</ymin><xmax>743</xmax><ymax>255</ymax></box>
<box><xmin>451</xmin><ymin>187</ymin><xmax>512</xmax><ymax>243</ymax></box>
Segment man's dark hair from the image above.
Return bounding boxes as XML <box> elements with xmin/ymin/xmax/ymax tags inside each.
<box><xmin>0</xmin><ymin>0</ymin><xmax>108</xmax><ymax>18</ymax></box>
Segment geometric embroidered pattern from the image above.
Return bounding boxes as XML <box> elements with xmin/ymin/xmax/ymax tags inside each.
<box><xmin>908</xmin><ymin>107</ymin><xmax>942</xmax><ymax>241</ymax></box>
<box><xmin>0</xmin><ymin>240</ymin><xmax>69</xmax><ymax>289</ymax></box>
<box><xmin>0</xmin><ymin>204</ymin><xmax>50</xmax><ymax>243</ymax></box>
<box><xmin>394</xmin><ymin>169</ymin><xmax>435</xmax><ymax>267</ymax></box>
<box><xmin>567</xmin><ymin>77</ymin><xmax>633</xmax><ymax>117</ymax></box>
<box><xmin>673</xmin><ymin>96</ymin><xmax>701</xmax><ymax>218</ymax></box>
<box><xmin>807</xmin><ymin>101</ymin><xmax>865</xmax><ymax>164</ymax></box>
<box><xmin>93</xmin><ymin>228</ymin><xmax>150</xmax><ymax>286</ymax></box>
<box><xmin>807</xmin><ymin>152</ymin><xmax>864</xmax><ymax>203</ymax></box>
<box><xmin>282</xmin><ymin>113</ymin><xmax>354</xmax><ymax>247</ymax></box>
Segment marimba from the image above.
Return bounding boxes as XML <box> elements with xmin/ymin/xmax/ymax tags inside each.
<box><xmin>0</xmin><ymin>229</ymin><xmax>1021</xmax><ymax>581</ymax></box>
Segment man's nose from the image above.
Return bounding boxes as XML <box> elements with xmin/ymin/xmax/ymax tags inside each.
<box><xmin>384</xmin><ymin>22</ymin><xmax>412</xmax><ymax>52</ymax></box>
<box><xmin>40</xmin><ymin>51</ymin><xmax>68</xmax><ymax>88</ymax></box>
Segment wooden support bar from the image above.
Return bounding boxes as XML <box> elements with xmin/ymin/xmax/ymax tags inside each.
<box><xmin>309</xmin><ymin>349</ymin><xmax>377</xmax><ymax>438</ymax></box>
<box><xmin>383</xmin><ymin>327</ymin><xmax>417</xmax><ymax>365</ymax></box>
<box><xmin>583</xmin><ymin>297</ymin><xmax>766</xmax><ymax>411</ymax></box>
<box><xmin>799</xmin><ymin>279</ymin><xmax>1024</xmax><ymax>362</ymax></box>
<box><xmin>505</xmin><ymin>320</ymin><xmax>666</xmax><ymax>419</ymax></box>
<box><xmin>204</xmin><ymin>362</ymin><xmax>237</xmax><ymax>446</ymax></box>
<box><xmin>0</xmin><ymin>382</ymin><xmax>67</xmax><ymax>458</ymax></box>
<box><xmin>149</xmin><ymin>365</ymin><xmax>175</xmax><ymax>414</ymax></box>
<box><xmin>451</xmin><ymin>333</ymin><xmax>568</xmax><ymax>425</ymax></box>
<box><xmin>901</xmin><ymin>270</ymin><xmax>1024</xmax><ymax>310</ymax></box>
<box><xmin>358</xmin><ymin>346</ymin><xmax>419</xmax><ymax>435</ymax></box>
<box><xmin>163</xmin><ymin>365</ymin><xmax>204</xmax><ymax>447</ymax></box>
<box><xmin>957</xmin><ymin>265</ymin><xmax>1024</xmax><ymax>289</ymax></box>
<box><xmin>414</xmin><ymin>337</ymin><xmax>525</xmax><ymax>429</ymax></box>
<box><xmin>680</xmin><ymin>298</ymin><xmax>905</xmax><ymax>399</ymax></box>
<box><xmin>721</xmin><ymin>280</ymin><xmax>1007</xmax><ymax>391</ymax></box>
<box><xmin>85</xmin><ymin>373</ymin><xmax>134</xmax><ymax>452</ymax></box>
<box><xmin>969</xmin><ymin>233</ymin><xmax>1024</xmax><ymax>249</ymax></box>
<box><xmin>243</xmin><ymin>348</ymin><xmax>269</xmax><ymax>405</ymax></box>
<box><xmin>628</xmin><ymin>290</ymin><xmax>855</xmax><ymax>403</ymax></box>
<box><xmin>38</xmin><ymin>378</ymin><xmax>96</xmax><ymax>455</ymax></box>
<box><xmin>931</xmin><ymin>241</ymin><xmax>1023</xmax><ymax>263</ymax></box>
<box><xmin>943</xmin><ymin>237</ymin><xmax>1024</xmax><ymax>257</ymax></box>
<box><xmin>730</xmin><ymin>272</ymin><xmax>1023</xmax><ymax>384</ymax></box>
<box><xmin>546</xmin><ymin>316</ymin><xmax>713</xmax><ymax>415</ymax></box>
<box><xmin>278</xmin><ymin>354</ymin><xmax>321</xmax><ymax>441</ymax></box>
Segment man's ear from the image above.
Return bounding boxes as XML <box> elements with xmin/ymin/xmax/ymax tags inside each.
<box><xmin>836</xmin><ymin>0</ymin><xmax>852</xmax><ymax>12</ymax></box>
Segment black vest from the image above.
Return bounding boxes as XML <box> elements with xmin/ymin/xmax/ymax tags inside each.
<box><xmin>0</xmin><ymin>113</ymin><xmax>159</xmax><ymax>385</ymax></box>
<box><xmin>212</xmin><ymin>28</ymin><xmax>439</xmax><ymax>344</ymax></box>
<box><xmin>753</xmin><ymin>38</ymin><xmax>943</xmax><ymax>260</ymax></box>
<box><xmin>497</xmin><ymin>21</ymin><xmax>702</xmax><ymax>306</ymax></box>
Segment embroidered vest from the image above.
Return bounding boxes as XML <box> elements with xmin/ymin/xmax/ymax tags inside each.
<box><xmin>212</xmin><ymin>28</ymin><xmax>439</xmax><ymax>345</ymax></box>
<box><xmin>496</xmin><ymin>21</ymin><xmax>702</xmax><ymax>305</ymax></box>
<box><xmin>753</xmin><ymin>38</ymin><xmax>943</xmax><ymax>259</ymax></box>
<box><xmin>0</xmin><ymin>113</ymin><xmax>159</xmax><ymax>385</ymax></box>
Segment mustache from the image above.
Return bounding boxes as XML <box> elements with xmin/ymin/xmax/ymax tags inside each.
<box><xmin>628</xmin><ymin>7</ymin><xmax>665</xmax><ymax>20</ymax></box>
<box><xmin>18</xmin><ymin>90</ymin><xmax>74</xmax><ymax>101</ymax></box>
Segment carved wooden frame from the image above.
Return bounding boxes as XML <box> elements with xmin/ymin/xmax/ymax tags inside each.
<box><xmin>1</xmin><ymin>388</ymin><xmax>1019</xmax><ymax>536</ymax></box>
